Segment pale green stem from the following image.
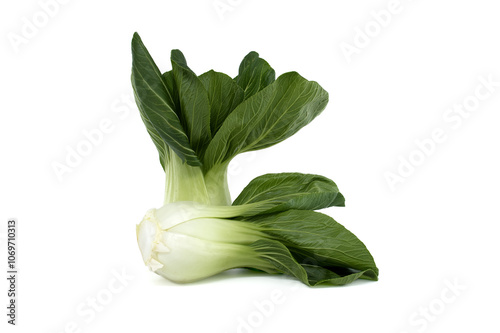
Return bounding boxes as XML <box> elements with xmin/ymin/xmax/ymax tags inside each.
<box><xmin>164</xmin><ymin>149</ymin><xmax>209</xmax><ymax>204</ymax></box>
<box><xmin>204</xmin><ymin>161</ymin><xmax>231</xmax><ymax>206</ymax></box>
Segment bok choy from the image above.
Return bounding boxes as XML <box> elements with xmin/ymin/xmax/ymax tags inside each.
<box><xmin>131</xmin><ymin>32</ymin><xmax>378</xmax><ymax>286</ymax></box>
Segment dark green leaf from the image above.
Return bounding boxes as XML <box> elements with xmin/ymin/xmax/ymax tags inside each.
<box><xmin>199</xmin><ymin>70</ymin><xmax>244</xmax><ymax>135</ymax></box>
<box><xmin>251</xmin><ymin>239</ymin><xmax>377</xmax><ymax>286</ymax></box>
<box><xmin>170</xmin><ymin>50</ymin><xmax>212</xmax><ymax>156</ymax></box>
<box><xmin>233</xmin><ymin>173</ymin><xmax>345</xmax><ymax>216</ymax></box>
<box><xmin>133</xmin><ymin>90</ymin><xmax>168</xmax><ymax>168</ymax></box>
<box><xmin>235</xmin><ymin>51</ymin><xmax>276</xmax><ymax>100</ymax></box>
<box><xmin>248</xmin><ymin>210</ymin><xmax>378</xmax><ymax>278</ymax></box>
<box><xmin>203</xmin><ymin>72</ymin><xmax>329</xmax><ymax>170</ymax></box>
<box><xmin>131</xmin><ymin>33</ymin><xmax>201</xmax><ymax>167</ymax></box>
<box><xmin>250</xmin><ymin>239</ymin><xmax>308</xmax><ymax>283</ymax></box>
<box><xmin>162</xmin><ymin>70</ymin><xmax>180</xmax><ymax>118</ymax></box>
<box><xmin>300</xmin><ymin>264</ymin><xmax>377</xmax><ymax>286</ymax></box>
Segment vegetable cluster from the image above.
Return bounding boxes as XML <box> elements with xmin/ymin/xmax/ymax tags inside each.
<box><xmin>132</xmin><ymin>32</ymin><xmax>378</xmax><ymax>286</ymax></box>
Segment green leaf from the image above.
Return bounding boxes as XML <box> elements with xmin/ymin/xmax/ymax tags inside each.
<box><xmin>300</xmin><ymin>264</ymin><xmax>377</xmax><ymax>286</ymax></box>
<box><xmin>170</xmin><ymin>50</ymin><xmax>212</xmax><ymax>157</ymax></box>
<box><xmin>233</xmin><ymin>173</ymin><xmax>345</xmax><ymax>215</ymax></box>
<box><xmin>131</xmin><ymin>33</ymin><xmax>201</xmax><ymax>167</ymax></box>
<box><xmin>199</xmin><ymin>70</ymin><xmax>244</xmax><ymax>135</ymax></box>
<box><xmin>251</xmin><ymin>239</ymin><xmax>376</xmax><ymax>286</ymax></box>
<box><xmin>235</xmin><ymin>51</ymin><xmax>275</xmax><ymax>100</ymax></box>
<box><xmin>162</xmin><ymin>70</ymin><xmax>180</xmax><ymax>117</ymax></box>
<box><xmin>203</xmin><ymin>72</ymin><xmax>329</xmax><ymax>170</ymax></box>
<box><xmin>248</xmin><ymin>210</ymin><xmax>378</xmax><ymax>279</ymax></box>
<box><xmin>250</xmin><ymin>239</ymin><xmax>308</xmax><ymax>282</ymax></box>
<box><xmin>133</xmin><ymin>91</ymin><xmax>169</xmax><ymax>169</ymax></box>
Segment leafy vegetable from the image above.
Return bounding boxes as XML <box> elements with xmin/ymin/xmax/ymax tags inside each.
<box><xmin>199</xmin><ymin>70</ymin><xmax>244</xmax><ymax>134</ymax></box>
<box><xmin>233</xmin><ymin>173</ymin><xmax>345</xmax><ymax>215</ymax></box>
<box><xmin>170</xmin><ymin>49</ymin><xmax>212</xmax><ymax>156</ymax></box>
<box><xmin>202</xmin><ymin>71</ymin><xmax>329</xmax><ymax>171</ymax></box>
<box><xmin>131</xmin><ymin>36</ymin><xmax>200</xmax><ymax>167</ymax></box>
<box><xmin>131</xmin><ymin>32</ymin><xmax>378</xmax><ymax>286</ymax></box>
<box><xmin>235</xmin><ymin>51</ymin><xmax>275</xmax><ymax>99</ymax></box>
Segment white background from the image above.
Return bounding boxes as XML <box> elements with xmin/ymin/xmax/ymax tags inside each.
<box><xmin>1</xmin><ymin>0</ymin><xmax>499</xmax><ymax>332</ymax></box>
